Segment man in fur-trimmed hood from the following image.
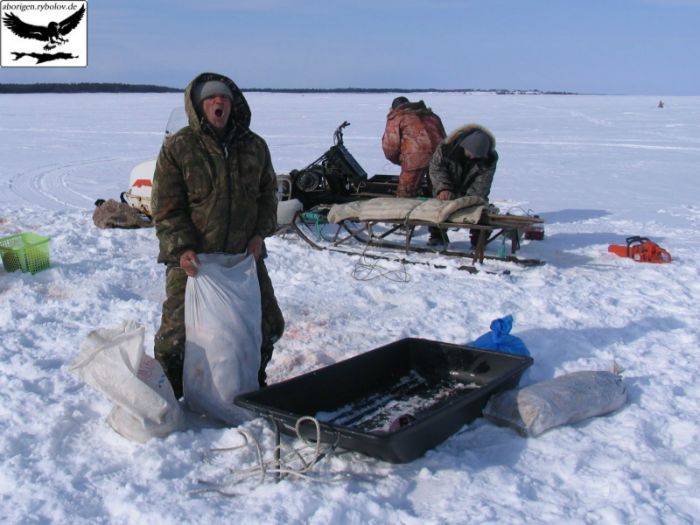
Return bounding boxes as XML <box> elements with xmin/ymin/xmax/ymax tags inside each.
<box><xmin>429</xmin><ymin>123</ymin><xmax>498</xmax><ymax>201</ymax></box>
<box><xmin>427</xmin><ymin>124</ymin><xmax>499</xmax><ymax>245</ymax></box>
<box><xmin>152</xmin><ymin>72</ymin><xmax>285</xmax><ymax>396</ymax></box>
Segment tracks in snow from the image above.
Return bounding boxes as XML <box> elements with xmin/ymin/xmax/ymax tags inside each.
<box><xmin>3</xmin><ymin>156</ymin><xmax>135</xmax><ymax>212</ymax></box>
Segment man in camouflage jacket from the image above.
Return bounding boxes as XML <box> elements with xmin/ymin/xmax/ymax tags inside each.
<box><xmin>382</xmin><ymin>97</ymin><xmax>446</xmax><ymax>198</ymax></box>
<box><xmin>152</xmin><ymin>72</ymin><xmax>284</xmax><ymax>397</ymax></box>
<box><xmin>429</xmin><ymin>123</ymin><xmax>498</xmax><ymax>201</ymax></box>
<box><xmin>427</xmin><ymin>124</ymin><xmax>498</xmax><ymax>245</ymax></box>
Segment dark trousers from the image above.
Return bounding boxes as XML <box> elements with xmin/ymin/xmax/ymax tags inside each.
<box><xmin>396</xmin><ymin>167</ymin><xmax>428</xmax><ymax>198</ymax></box>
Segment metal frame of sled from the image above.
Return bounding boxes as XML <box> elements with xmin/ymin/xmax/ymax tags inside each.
<box><xmin>290</xmin><ymin>208</ymin><xmax>545</xmax><ymax>267</ymax></box>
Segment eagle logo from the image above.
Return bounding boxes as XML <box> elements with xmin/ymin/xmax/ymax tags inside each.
<box><xmin>2</xmin><ymin>5</ymin><xmax>85</xmax><ymax>51</ymax></box>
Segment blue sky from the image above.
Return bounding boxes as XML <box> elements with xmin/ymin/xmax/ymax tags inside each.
<box><xmin>1</xmin><ymin>0</ymin><xmax>698</xmax><ymax>94</ymax></box>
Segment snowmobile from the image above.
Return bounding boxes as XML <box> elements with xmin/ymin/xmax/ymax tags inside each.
<box><xmin>281</xmin><ymin>120</ymin><xmax>368</xmax><ymax>209</ymax></box>
<box><xmin>121</xmin><ymin>159</ymin><xmax>156</xmax><ymax>216</ymax></box>
<box><xmin>120</xmin><ymin>107</ymin><xmax>188</xmax><ymax>217</ymax></box>
<box><xmin>279</xmin><ymin>120</ymin><xmax>433</xmax><ymax>210</ymax></box>
<box><xmin>275</xmin><ymin>121</ymin><xmax>440</xmax><ymax>227</ymax></box>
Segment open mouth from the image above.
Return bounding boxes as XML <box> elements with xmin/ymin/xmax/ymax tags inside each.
<box><xmin>215</xmin><ymin>109</ymin><xmax>224</xmax><ymax>118</ymax></box>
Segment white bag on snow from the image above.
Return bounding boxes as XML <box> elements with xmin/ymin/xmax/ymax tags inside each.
<box><xmin>483</xmin><ymin>370</ymin><xmax>627</xmax><ymax>437</ymax></box>
<box><xmin>71</xmin><ymin>321</ymin><xmax>185</xmax><ymax>443</ymax></box>
<box><xmin>183</xmin><ymin>253</ymin><xmax>261</xmax><ymax>425</ymax></box>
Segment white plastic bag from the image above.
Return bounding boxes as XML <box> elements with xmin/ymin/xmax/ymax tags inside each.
<box><xmin>183</xmin><ymin>253</ymin><xmax>261</xmax><ymax>425</ymax></box>
<box><xmin>483</xmin><ymin>370</ymin><xmax>627</xmax><ymax>437</ymax></box>
<box><xmin>71</xmin><ymin>321</ymin><xmax>185</xmax><ymax>443</ymax></box>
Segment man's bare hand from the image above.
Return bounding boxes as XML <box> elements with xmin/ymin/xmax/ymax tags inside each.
<box><xmin>437</xmin><ymin>190</ymin><xmax>454</xmax><ymax>201</ymax></box>
<box><xmin>179</xmin><ymin>249</ymin><xmax>200</xmax><ymax>277</ymax></box>
<box><xmin>247</xmin><ymin>235</ymin><xmax>264</xmax><ymax>261</ymax></box>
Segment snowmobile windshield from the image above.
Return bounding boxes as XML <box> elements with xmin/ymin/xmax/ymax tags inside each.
<box><xmin>164</xmin><ymin>107</ymin><xmax>188</xmax><ymax>143</ymax></box>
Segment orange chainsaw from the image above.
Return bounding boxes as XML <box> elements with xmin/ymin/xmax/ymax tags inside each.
<box><xmin>608</xmin><ymin>236</ymin><xmax>672</xmax><ymax>263</ymax></box>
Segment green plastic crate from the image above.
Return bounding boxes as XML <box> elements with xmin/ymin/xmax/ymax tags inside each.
<box><xmin>0</xmin><ymin>233</ymin><xmax>51</xmax><ymax>274</ymax></box>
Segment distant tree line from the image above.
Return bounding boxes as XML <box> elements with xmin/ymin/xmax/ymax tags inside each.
<box><xmin>0</xmin><ymin>83</ymin><xmax>575</xmax><ymax>95</ymax></box>
<box><xmin>244</xmin><ymin>87</ymin><xmax>576</xmax><ymax>95</ymax></box>
<box><xmin>0</xmin><ymin>83</ymin><xmax>181</xmax><ymax>94</ymax></box>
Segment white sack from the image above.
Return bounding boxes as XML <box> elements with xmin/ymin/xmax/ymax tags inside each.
<box><xmin>277</xmin><ymin>198</ymin><xmax>304</xmax><ymax>225</ymax></box>
<box><xmin>327</xmin><ymin>196</ymin><xmax>489</xmax><ymax>225</ymax></box>
<box><xmin>410</xmin><ymin>195</ymin><xmax>487</xmax><ymax>224</ymax></box>
<box><xmin>483</xmin><ymin>370</ymin><xmax>627</xmax><ymax>437</ymax></box>
<box><xmin>327</xmin><ymin>200</ymin><xmax>364</xmax><ymax>223</ymax></box>
<box><xmin>71</xmin><ymin>321</ymin><xmax>185</xmax><ymax>443</ymax></box>
<box><xmin>183</xmin><ymin>253</ymin><xmax>261</xmax><ymax>425</ymax></box>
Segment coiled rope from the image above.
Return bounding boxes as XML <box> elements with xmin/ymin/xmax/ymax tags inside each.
<box><xmin>189</xmin><ymin>416</ymin><xmax>366</xmax><ymax>497</ymax></box>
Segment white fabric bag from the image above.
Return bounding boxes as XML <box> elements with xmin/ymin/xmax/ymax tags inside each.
<box><xmin>71</xmin><ymin>321</ymin><xmax>185</xmax><ymax>443</ymax></box>
<box><xmin>183</xmin><ymin>253</ymin><xmax>261</xmax><ymax>425</ymax></box>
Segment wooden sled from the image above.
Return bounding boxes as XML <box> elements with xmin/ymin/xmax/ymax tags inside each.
<box><xmin>290</xmin><ymin>198</ymin><xmax>545</xmax><ymax>268</ymax></box>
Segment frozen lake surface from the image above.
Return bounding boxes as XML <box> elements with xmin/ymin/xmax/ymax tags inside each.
<box><xmin>1</xmin><ymin>92</ymin><xmax>699</xmax><ymax>524</ymax></box>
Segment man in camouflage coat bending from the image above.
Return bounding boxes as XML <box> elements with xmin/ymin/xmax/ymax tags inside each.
<box><xmin>152</xmin><ymin>72</ymin><xmax>285</xmax><ymax>397</ymax></box>
<box><xmin>382</xmin><ymin>96</ymin><xmax>446</xmax><ymax>198</ymax></box>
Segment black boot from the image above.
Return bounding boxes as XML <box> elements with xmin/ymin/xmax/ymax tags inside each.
<box><xmin>258</xmin><ymin>343</ymin><xmax>274</xmax><ymax>387</ymax></box>
<box><xmin>428</xmin><ymin>227</ymin><xmax>450</xmax><ymax>246</ymax></box>
<box><xmin>158</xmin><ymin>353</ymin><xmax>184</xmax><ymax>400</ymax></box>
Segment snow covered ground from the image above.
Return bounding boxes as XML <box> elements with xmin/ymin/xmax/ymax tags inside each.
<box><xmin>1</xmin><ymin>92</ymin><xmax>699</xmax><ymax>524</ymax></box>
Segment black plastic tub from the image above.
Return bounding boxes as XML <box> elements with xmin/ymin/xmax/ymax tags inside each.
<box><xmin>235</xmin><ymin>338</ymin><xmax>532</xmax><ymax>463</ymax></box>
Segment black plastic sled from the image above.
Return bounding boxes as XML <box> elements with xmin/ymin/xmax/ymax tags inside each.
<box><xmin>235</xmin><ymin>338</ymin><xmax>532</xmax><ymax>463</ymax></box>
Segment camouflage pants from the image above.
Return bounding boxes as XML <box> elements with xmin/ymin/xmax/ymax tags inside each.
<box><xmin>396</xmin><ymin>167</ymin><xmax>428</xmax><ymax>198</ymax></box>
<box><xmin>154</xmin><ymin>258</ymin><xmax>285</xmax><ymax>398</ymax></box>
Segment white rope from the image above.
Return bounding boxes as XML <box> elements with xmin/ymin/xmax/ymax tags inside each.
<box><xmin>189</xmin><ymin>416</ymin><xmax>365</xmax><ymax>497</ymax></box>
<box><xmin>504</xmin><ymin>205</ymin><xmax>536</xmax><ymax>217</ymax></box>
<box><xmin>351</xmin><ymin>242</ymin><xmax>410</xmax><ymax>283</ymax></box>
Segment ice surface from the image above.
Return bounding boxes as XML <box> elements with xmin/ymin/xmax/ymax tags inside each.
<box><xmin>1</xmin><ymin>93</ymin><xmax>699</xmax><ymax>524</ymax></box>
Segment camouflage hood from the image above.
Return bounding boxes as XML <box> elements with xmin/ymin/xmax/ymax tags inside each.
<box><xmin>386</xmin><ymin>100</ymin><xmax>436</xmax><ymax>121</ymax></box>
<box><xmin>184</xmin><ymin>72</ymin><xmax>252</xmax><ymax>140</ymax></box>
<box><xmin>152</xmin><ymin>72</ymin><xmax>278</xmax><ymax>265</ymax></box>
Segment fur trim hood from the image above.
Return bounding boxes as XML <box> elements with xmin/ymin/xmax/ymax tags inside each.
<box><xmin>444</xmin><ymin>123</ymin><xmax>497</xmax><ymax>153</ymax></box>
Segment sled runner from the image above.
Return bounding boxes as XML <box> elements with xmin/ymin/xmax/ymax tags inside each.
<box><xmin>235</xmin><ymin>338</ymin><xmax>532</xmax><ymax>463</ymax></box>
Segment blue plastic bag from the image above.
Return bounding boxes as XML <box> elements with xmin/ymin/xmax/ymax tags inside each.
<box><xmin>469</xmin><ymin>315</ymin><xmax>530</xmax><ymax>357</ymax></box>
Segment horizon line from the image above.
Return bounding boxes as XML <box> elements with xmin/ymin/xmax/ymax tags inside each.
<box><xmin>0</xmin><ymin>82</ymin><xmax>577</xmax><ymax>95</ymax></box>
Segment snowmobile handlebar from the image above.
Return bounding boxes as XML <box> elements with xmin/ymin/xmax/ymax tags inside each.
<box><xmin>334</xmin><ymin>121</ymin><xmax>350</xmax><ymax>145</ymax></box>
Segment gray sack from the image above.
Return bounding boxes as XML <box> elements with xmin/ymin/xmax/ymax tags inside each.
<box><xmin>482</xmin><ymin>370</ymin><xmax>627</xmax><ymax>437</ymax></box>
